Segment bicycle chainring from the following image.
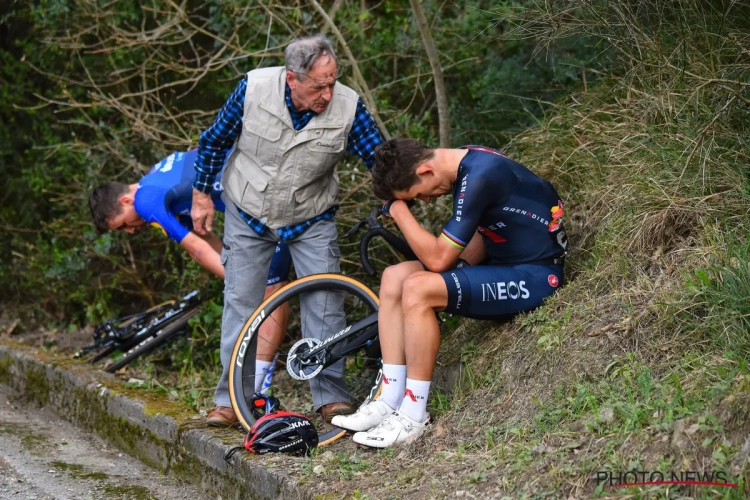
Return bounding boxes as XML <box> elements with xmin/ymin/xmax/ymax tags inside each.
<box><xmin>286</xmin><ymin>338</ymin><xmax>326</xmax><ymax>381</ymax></box>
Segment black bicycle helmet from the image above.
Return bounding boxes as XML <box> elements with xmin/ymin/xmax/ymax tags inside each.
<box><xmin>244</xmin><ymin>411</ymin><xmax>319</xmax><ymax>455</ymax></box>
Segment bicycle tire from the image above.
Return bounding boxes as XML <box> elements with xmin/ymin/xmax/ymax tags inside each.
<box><xmin>229</xmin><ymin>274</ymin><xmax>382</xmax><ymax>435</ymax></box>
<box><xmin>103</xmin><ymin>307</ymin><xmax>201</xmax><ymax>373</ymax></box>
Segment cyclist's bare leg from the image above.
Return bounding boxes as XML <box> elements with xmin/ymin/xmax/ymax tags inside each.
<box><xmin>377</xmin><ymin>261</ymin><xmax>425</xmax><ymax>365</ymax></box>
<box><xmin>256</xmin><ymin>282</ymin><xmax>290</xmax><ymax>362</ymax></box>
<box><xmin>400</xmin><ymin>272</ymin><xmax>448</xmax><ymax>380</ymax></box>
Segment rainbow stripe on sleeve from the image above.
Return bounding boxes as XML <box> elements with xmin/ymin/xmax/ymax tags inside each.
<box><xmin>441</xmin><ymin>229</ymin><xmax>467</xmax><ymax>249</ymax></box>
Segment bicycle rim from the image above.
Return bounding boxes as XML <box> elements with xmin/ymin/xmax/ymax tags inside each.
<box><xmin>103</xmin><ymin>307</ymin><xmax>200</xmax><ymax>373</ymax></box>
<box><xmin>229</xmin><ymin>274</ymin><xmax>382</xmax><ymax>435</ymax></box>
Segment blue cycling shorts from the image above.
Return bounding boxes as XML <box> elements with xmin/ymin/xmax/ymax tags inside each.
<box><xmin>266</xmin><ymin>242</ymin><xmax>292</xmax><ymax>286</ymax></box>
<box><xmin>441</xmin><ymin>263</ymin><xmax>563</xmax><ymax>319</ymax></box>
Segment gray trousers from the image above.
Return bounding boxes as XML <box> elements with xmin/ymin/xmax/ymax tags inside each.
<box><xmin>214</xmin><ymin>195</ymin><xmax>349</xmax><ymax>410</ymax></box>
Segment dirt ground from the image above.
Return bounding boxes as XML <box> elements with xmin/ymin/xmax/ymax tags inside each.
<box><xmin>0</xmin><ymin>313</ymin><xmax>93</xmax><ymax>356</ymax></box>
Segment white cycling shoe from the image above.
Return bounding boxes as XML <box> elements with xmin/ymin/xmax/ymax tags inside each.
<box><xmin>331</xmin><ymin>399</ymin><xmax>394</xmax><ymax>432</ymax></box>
<box><xmin>351</xmin><ymin>410</ymin><xmax>430</xmax><ymax>448</ymax></box>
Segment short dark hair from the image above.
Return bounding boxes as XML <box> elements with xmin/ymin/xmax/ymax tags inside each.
<box><xmin>88</xmin><ymin>182</ymin><xmax>129</xmax><ymax>233</ymax></box>
<box><xmin>371</xmin><ymin>138</ymin><xmax>435</xmax><ymax>200</ymax></box>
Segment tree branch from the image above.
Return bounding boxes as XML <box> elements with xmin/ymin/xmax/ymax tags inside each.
<box><xmin>320</xmin><ymin>0</ymin><xmax>345</xmax><ymax>35</ymax></box>
<box><xmin>308</xmin><ymin>0</ymin><xmax>392</xmax><ymax>140</ymax></box>
<box><xmin>410</xmin><ymin>0</ymin><xmax>450</xmax><ymax>146</ymax></box>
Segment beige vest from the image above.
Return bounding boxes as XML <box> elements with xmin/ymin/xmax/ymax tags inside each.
<box><xmin>222</xmin><ymin>66</ymin><xmax>359</xmax><ymax>229</ymax></box>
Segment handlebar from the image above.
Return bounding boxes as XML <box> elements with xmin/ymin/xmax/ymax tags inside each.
<box><xmin>344</xmin><ymin>208</ymin><xmax>417</xmax><ymax>276</ymax></box>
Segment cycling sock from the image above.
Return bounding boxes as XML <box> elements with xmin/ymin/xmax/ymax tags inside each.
<box><xmin>260</xmin><ymin>353</ymin><xmax>279</xmax><ymax>394</ymax></box>
<box><xmin>379</xmin><ymin>363</ymin><xmax>406</xmax><ymax>410</ymax></box>
<box><xmin>254</xmin><ymin>359</ymin><xmax>275</xmax><ymax>393</ymax></box>
<box><xmin>399</xmin><ymin>378</ymin><xmax>431</xmax><ymax>422</ymax></box>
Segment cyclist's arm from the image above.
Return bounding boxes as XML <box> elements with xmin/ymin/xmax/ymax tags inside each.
<box><xmin>197</xmin><ymin>229</ymin><xmax>223</xmax><ymax>254</ymax></box>
<box><xmin>135</xmin><ymin>187</ymin><xmax>225</xmax><ymax>279</ymax></box>
<box><xmin>135</xmin><ymin>187</ymin><xmax>192</xmax><ymax>243</ymax></box>
<box><xmin>390</xmin><ymin>202</ymin><xmax>462</xmax><ymax>272</ymax></box>
<box><xmin>459</xmin><ymin>232</ymin><xmax>486</xmax><ymax>265</ymax></box>
<box><xmin>180</xmin><ymin>232</ymin><xmax>224</xmax><ymax>279</ymax></box>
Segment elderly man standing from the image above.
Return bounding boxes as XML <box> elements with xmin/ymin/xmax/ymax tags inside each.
<box><xmin>191</xmin><ymin>34</ymin><xmax>384</xmax><ymax>427</ymax></box>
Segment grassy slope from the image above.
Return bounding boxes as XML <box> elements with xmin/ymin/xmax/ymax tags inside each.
<box><xmin>297</xmin><ymin>2</ymin><xmax>750</xmax><ymax>498</ymax></box>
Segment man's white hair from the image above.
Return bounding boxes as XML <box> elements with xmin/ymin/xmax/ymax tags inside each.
<box><xmin>285</xmin><ymin>33</ymin><xmax>339</xmax><ymax>79</ymax></box>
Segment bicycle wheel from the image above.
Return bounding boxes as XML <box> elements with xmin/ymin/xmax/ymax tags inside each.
<box><xmin>103</xmin><ymin>307</ymin><xmax>201</xmax><ymax>373</ymax></box>
<box><xmin>229</xmin><ymin>274</ymin><xmax>382</xmax><ymax>434</ymax></box>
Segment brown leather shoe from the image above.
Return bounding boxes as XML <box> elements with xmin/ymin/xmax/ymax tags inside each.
<box><xmin>206</xmin><ymin>406</ymin><xmax>238</xmax><ymax>427</ymax></box>
<box><xmin>319</xmin><ymin>401</ymin><xmax>355</xmax><ymax>424</ymax></box>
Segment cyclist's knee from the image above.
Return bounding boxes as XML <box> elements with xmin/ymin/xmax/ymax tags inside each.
<box><xmin>380</xmin><ymin>264</ymin><xmax>411</xmax><ymax>301</ymax></box>
<box><xmin>401</xmin><ymin>272</ymin><xmax>443</xmax><ymax>311</ymax></box>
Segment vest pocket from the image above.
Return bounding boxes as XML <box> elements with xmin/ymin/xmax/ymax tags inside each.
<box><xmin>239</xmin><ymin>121</ymin><xmax>282</xmax><ymax>158</ymax></box>
<box><xmin>221</xmin><ymin>246</ymin><xmax>234</xmax><ymax>292</ymax></box>
<box><xmin>305</xmin><ymin>137</ymin><xmax>345</xmax><ymax>154</ymax></box>
<box><xmin>238</xmin><ymin>165</ymin><xmax>271</xmax><ymax>217</ymax></box>
<box><xmin>294</xmin><ymin>175</ymin><xmax>339</xmax><ymax>219</ymax></box>
<box><xmin>299</xmin><ymin>136</ymin><xmax>345</xmax><ymax>175</ymax></box>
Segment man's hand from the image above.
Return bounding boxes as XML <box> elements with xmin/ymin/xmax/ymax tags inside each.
<box><xmin>191</xmin><ymin>189</ymin><xmax>215</xmax><ymax>235</ymax></box>
<box><xmin>381</xmin><ymin>199</ymin><xmax>415</xmax><ymax>218</ymax></box>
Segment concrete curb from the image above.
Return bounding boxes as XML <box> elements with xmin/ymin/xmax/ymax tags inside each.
<box><xmin>0</xmin><ymin>342</ymin><xmax>312</xmax><ymax>500</ymax></box>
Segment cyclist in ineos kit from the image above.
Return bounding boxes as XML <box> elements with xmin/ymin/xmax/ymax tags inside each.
<box><xmin>333</xmin><ymin>138</ymin><xmax>568</xmax><ymax>447</ymax></box>
<box><xmin>88</xmin><ymin>149</ymin><xmax>291</xmax><ymax>409</ymax></box>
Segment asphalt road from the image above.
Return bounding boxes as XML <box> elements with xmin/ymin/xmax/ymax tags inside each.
<box><xmin>0</xmin><ymin>385</ymin><xmax>210</xmax><ymax>500</ymax></box>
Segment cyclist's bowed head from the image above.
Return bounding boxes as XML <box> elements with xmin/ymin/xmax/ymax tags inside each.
<box><xmin>372</xmin><ymin>138</ymin><xmax>474</xmax><ymax>274</ymax></box>
<box><xmin>89</xmin><ymin>183</ymin><xmax>146</xmax><ymax>234</ymax></box>
<box><xmin>374</xmin><ymin>138</ymin><xmax>463</xmax><ymax>205</ymax></box>
<box><xmin>332</xmin><ymin>138</ymin><xmax>567</xmax><ymax>448</ymax></box>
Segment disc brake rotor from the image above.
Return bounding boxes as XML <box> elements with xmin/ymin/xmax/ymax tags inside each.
<box><xmin>286</xmin><ymin>338</ymin><xmax>326</xmax><ymax>381</ymax></box>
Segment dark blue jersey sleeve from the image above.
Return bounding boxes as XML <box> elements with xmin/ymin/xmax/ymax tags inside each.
<box><xmin>134</xmin><ymin>186</ymin><xmax>190</xmax><ymax>243</ymax></box>
<box><xmin>441</xmin><ymin>158</ymin><xmax>515</xmax><ymax>250</ymax></box>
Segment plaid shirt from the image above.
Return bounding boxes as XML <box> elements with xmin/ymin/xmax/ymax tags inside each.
<box><xmin>194</xmin><ymin>76</ymin><xmax>383</xmax><ymax>240</ymax></box>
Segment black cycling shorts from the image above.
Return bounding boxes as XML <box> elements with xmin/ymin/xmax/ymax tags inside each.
<box><xmin>440</xmin><ymin>263</ymin><xmax>563</xmax><ymax>319</ymax></box>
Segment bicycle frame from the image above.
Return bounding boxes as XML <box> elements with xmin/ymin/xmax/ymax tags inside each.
<box><xmin>77</xmin><ymin>290</ymin><xmax>201</xmax><ymax>361</ymax></box>
<box><xmin>298</xmin><ymin>315</ymin><xmax>379</xmax><ymax>367</ymax></box>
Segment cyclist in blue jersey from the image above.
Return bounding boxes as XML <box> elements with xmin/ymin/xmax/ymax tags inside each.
<box><xmin>88</xmin><ymin>150</ymin><xmax>292</xmax><ymax>404</ymax></box>
<box><xmin>333</xmin><ymin>138</ymin><xmax>568</xmax><ymax>447</ymax></box>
